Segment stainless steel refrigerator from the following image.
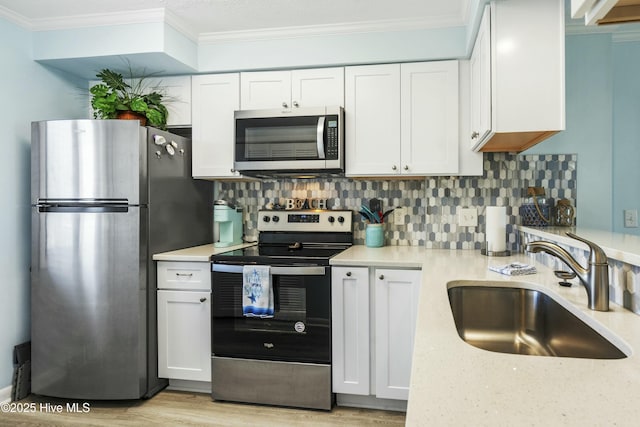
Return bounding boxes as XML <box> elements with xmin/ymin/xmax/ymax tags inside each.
<box><xmin>30</xmin><ymin>119</ymin><xmax>212</xmax><ymax>399</ymax></box>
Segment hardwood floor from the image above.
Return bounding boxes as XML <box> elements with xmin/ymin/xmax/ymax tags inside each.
<box><xmin>0</xmin><ymin>390</ymin><xmax>406</xmax><ymax>426</ymax></box>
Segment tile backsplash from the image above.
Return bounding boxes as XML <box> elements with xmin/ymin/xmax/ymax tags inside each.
<box><xmin>215</xmin><ymin>153</ymin><xmax>577</xmax><ymax>249</ymax></box>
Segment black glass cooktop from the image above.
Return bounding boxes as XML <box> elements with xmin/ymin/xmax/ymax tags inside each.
<box><xmin>211</xmin><ymin>244</ymin><xmax>348</xmax><ymax>265</ymax></box>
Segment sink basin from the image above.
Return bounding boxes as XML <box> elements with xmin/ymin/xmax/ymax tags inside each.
<box><xmin>447</xmin><ymin>282</ymin><xmax>628</xmax><ymax>359</ymax></box>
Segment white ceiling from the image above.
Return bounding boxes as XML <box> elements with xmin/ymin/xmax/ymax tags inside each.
<box><xmin>0</xmin><ymin>0</ymin><xmax>471</xmax><ymax>37</ymax></box>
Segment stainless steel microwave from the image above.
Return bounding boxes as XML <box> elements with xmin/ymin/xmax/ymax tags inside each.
<box><xmin>234</xmin><ymin>106</ymin><xmax>344</xmax><ymax>178</ymax></box>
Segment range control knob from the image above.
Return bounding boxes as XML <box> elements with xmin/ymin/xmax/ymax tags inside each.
<box><xmin>328</xmin><ymin>216</ymin><xmax>335</xmax><ymax>223</ymax></box>
<box><xmin>338</xmin><ymin>216</ymin><xmax>345</xmax><ymax>223</ymax></box>
<box><xmin>272</xmin><ymin>215</ymin><xmax>280</xmax><ymax>223</ymax></box>
<box><xmin>263</xmin><ymin>216</ymin><xmax>270</xmax><ymax>223</ymax></box>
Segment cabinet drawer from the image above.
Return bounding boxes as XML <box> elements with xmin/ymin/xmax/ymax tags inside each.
<box><xmin>157</xmin><ymin>261</ymin><xmax>211</xmax><ymax>290</ymax></box>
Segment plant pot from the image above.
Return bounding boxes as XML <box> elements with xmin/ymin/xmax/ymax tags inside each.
<box><xmin>116</xmin><ymin>111</ymin><xmax>147</xmax><ymax>126</ymax></box>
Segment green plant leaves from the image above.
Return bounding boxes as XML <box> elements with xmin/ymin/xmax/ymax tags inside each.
<box><xmin>90</xmin><ymin>68</ymin><xmax>169</xmax><ymax>129</ymax></box>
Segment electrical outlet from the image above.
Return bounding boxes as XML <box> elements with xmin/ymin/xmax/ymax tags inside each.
<box><xmin>393</xmin><ymin>207</ymin><xmax>408</xmax><ymax>225</ymax></box>
<box><xmin>624</xmin><ymin>209</ymin><xmax>638</xmax><ymax>228</ymax></box>
<box><xmin>459</xmin><ymin>208</ymin><xmax>478</xmax><ymax>227</ymax></box>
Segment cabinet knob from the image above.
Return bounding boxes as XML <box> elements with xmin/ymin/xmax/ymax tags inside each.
<box><xmin>404</xmin><ymin>165</ymin><xmax>409</xmax><ymax>171</ymax></box>
<box><xmin>471</xmin><ymin>131</ymin><xmax>479</xmax><ymax>139</ymax></box>
<box><xmin>282</xmin><ymin>102</ymin><xmax>288</xmax><ymax>108</ymax></box>
<box><xmin>293</xmin><ymin>101</ymin><xmax>299</xmax><ymax>107</ymax></box>
<box><xmin>379</xmin><ymin>274</ymin><xmax>385</xmax><ymax>280</ymax></box>
<box><xmin>230</xmin><ymin>168</ymin><xmax>236</xmax><ymax>173</ymax></box>
<box><xmin>346</xmin><ymin>271</ymin><xmax>352</xmax><ymax>277</ymax></box>
<box><xmin>392</xmin><ymin>165</ymin><xmax>397</xmax><ymax>171</ymax></box>
<box><xmin>199</xmin><ymin>297</ymin><xmax>207</xmax><ymax>303</ymax></box>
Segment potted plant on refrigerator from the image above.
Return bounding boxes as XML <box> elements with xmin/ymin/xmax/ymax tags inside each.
<box><xmin>90</xmin><ymin>68</ymin><xmax>169</xmax><ymax>129</ymax></box>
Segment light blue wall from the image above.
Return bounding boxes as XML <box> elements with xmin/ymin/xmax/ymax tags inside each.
<box><xmin>0</xmin><ymin>17</ymin><xmax>87</xmax><ymax>390</ymax></box>
<box><xmin>525</xmin><ymin>34</ymin><xmax>613</xmax><ymax>231</ymax></box>
<box><xmin>197</xmin><ymin>26</ymin><xmax>467</xmax><ymax>72</ymax></box>
<box><xmin>612</xmin><ymin>42</ymin><xmax>640</xmax><ymax>235</ymax></box>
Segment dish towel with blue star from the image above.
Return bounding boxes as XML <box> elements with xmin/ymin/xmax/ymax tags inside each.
<box><xmin>242</xmin><ymin>265</ymin><xmax>274</xmax><ymax>318</ymax></box>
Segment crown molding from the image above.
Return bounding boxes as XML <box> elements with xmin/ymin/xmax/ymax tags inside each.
<box><xmin>0</xmin><ymin>4</ymin><xmax>33</xmax><ymax>30</ymax></box>
<box><xmin>198</xmin><ymin>15</ymin><xmax>465</xmax><ymax>44</ymax></box>
<box><xmin>29</xmin><ymin>8</ymin><xmax>166</xmax><ymax>31</ymax></box>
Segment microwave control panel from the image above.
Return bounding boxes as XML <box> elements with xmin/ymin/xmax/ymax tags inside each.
<box><xmin>326</xmin><ymin>116</ymin><xmax>339</xmax><ymax>160</ymax></box>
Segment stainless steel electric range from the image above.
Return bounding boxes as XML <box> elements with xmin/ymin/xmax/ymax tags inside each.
<box><xmin>210</xmin><ymin>209</ymin><xmax>353</xmax><ymax>410</ymax></box>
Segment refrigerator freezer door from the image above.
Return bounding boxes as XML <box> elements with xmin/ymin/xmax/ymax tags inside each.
<box><xmin>31</xmin><ymin>206</ymin><xmax>147</xmax><ymax>399</ymax></box>
<box><xmin>31</xmin><ymin>120</ymin><xmax>144</xmax><ymax>205</ymax></box>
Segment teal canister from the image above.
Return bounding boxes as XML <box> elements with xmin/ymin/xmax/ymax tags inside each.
<box><xmin>365</xmin><ymin>224</ymin><xmax>384</xmax><ymax>248</ymax></box>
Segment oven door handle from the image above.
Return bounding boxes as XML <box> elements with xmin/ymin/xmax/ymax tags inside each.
<box><xmin>212</xmin><ymin>264</ymin><xmax>327</xmax><ymax>276</ymax></box>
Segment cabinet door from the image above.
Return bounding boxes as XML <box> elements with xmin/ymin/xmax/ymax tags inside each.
<box><xmin>240</xmin><ymin>71</ymin><xmax>292</xmax><ymax>109</ymax></box>
<box><xmin>345</xmin><ymin>64</ymin><xmax>401</xmax><ymax>176</ymax></box>
<box><xmin>375</xmin><ymin>269</ymin><xmax>421</xmax><ymax>400</ymax></box>
<box><xmin>469</xmin><ymin>6</ymin><xmax>492</xmax><ymax>150</ymax></box>
<box><xmin>331</xmin><ymin>267</ymin><xmax>370</xmax><ymax>395</ymax></box>
<box><xmin>291</xmin><ymin>68</ymin><xmax>344</xmax><ymax>108</ymax></box>
<box><xmin>401</xmin><ymin>61</ymin><xmax>459</xmax><ymax>175</ymax></box>
<box><xmin>157</xmin><ymin>290</ymin><xmax>211</xmax><ymax>381</ymax></box>
<box><xmin>191</xmin><ymin>73</ymin><xmax>243</xmax><ymax>178</ymax></box>
<box><xmin>146</xmin><ymin>76</ymin><xmax>192</xmax><ymax>127</ymax></box>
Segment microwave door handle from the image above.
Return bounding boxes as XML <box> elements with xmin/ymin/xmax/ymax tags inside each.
<box><xmin>316</xmin><ymin>116</ymin><xmax>326</xmax><ymax>159</ymax></box>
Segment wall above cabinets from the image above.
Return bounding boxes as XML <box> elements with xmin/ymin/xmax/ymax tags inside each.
<box><xmin>469</xmin><ymin>0</ymin><xmax>565</xmax><ymax>153</ymax></box>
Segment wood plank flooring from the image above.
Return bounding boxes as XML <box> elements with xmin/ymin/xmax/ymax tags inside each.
<box><xmin>0</xmin><ymin>390</ymin><xmax>406</xmax><ymax>426</ymax></box>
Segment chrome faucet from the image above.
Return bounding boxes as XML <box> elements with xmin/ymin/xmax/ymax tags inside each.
<box><xmin>525</xmin><ymin>233</ymin><xmax>610</xmax><ymax>311</ymax></box>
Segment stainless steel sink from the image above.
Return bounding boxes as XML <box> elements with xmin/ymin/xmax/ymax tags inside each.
<box><xmin>447</xmin><ymin>282</ymin><xmax>628</xmax><ymax>359</ymax></box>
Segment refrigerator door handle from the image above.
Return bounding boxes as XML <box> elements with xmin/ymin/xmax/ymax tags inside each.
<box><xmin>38</xmin><ymin>205</ymin><xmax>129</xmax><ymax>213</ymax></box>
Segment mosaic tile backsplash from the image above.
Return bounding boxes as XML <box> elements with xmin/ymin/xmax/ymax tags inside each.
<box><xmin>215</xmin><ymin>153</ymin><xmax>577</xmax><ymax>250</ymax></box>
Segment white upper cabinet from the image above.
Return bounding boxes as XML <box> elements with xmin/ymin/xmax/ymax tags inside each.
<box><xmin>469</xmin><ymin>9</ymin><xmax>491</xmax><ymax>148</ymax></box>
<box><xmin>146</xmin><ymin>76</ymin><xmax>192</xmax><ymax>127</ymax></box>
<box><xmin>470</xmin><ymin>0</ymin><xmax>565</xmax><ymax>152</ymax></box>
<box><xmin>191</xmin><ymin>73</ymin><xmax>245</xmax><ymax>179</ymax></box>
<box><xmin>345</xmin><ymin>64</ymin><xmax>401</xmax><ymax>176</ymax></box>
<box><xmin>291</xmin><ymin>68</ymin><xmax>344</xmax><ymax>108</ymax></box>
<box><xmin>401</xmin><ymin>61</ymin><xmax>459</xmax><ymax>175</ymax></box>
<box><xmin>240</xmin><ymin>68</ymin><xmax>344</xmax><ymax>110</ymax></box>
<box><xmin>345</xmin><ymin>62</ymin><xmax>459</xmax><ymax>177</ymax></box>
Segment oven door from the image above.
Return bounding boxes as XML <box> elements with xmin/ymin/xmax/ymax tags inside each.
<box><xmin>211</xmin><ymin>263</ymin><xmax>331</xmax><ymax>363</ymax></box>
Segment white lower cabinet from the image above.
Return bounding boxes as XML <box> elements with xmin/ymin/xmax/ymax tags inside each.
<box><xmin>332</xmin><ymin>267</ymin><xmax>370</xmax><ymax>395</ymax></box>
<box><xmin>374</xmin><ymin>269</ymin><xmax>422</xmax><ymax>400</ymax></box>
<box><xmin>332</xmin><ymin>266</ymin><xmax>422</xmax><ymax>402</ymax></box>
<box><xmin>157</xmin><ymin>261</ymin><xmax>211</xmax><ymax>382</ymax></box>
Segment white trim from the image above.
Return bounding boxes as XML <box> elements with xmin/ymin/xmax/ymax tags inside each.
<box><xmin>29</xmin><ymin>8</ymin><xmax>165</xmax><ymax>31</ymax></box>
<box><xmin>0</xmin><ymin>385</ymin><xmax>11</xmax><ymax>404</ymax></box>
<box><xmin>198</xmin><ymin>15</ymin><xmax>465</xmax><ymax>44</ymax></box>
<box><xmin>0</xmin><ymin>4</ymin><xmax>33</xmax><ymax>30</ymax></box>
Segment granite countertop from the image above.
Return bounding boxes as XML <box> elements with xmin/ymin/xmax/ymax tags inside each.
<box><xmin>152</xmin><ymin>242</ymin><xmax>256</xmax><ymax>262</ymax></box>
<box><xmin>333</xmin><ymin>245</ymin><xmax>640</xmax><ymax>426</ymax></box>
<box><xmin>519</xmin><ymin>225</ymin><xmax>640</xmax><ymax>266</ymax></box>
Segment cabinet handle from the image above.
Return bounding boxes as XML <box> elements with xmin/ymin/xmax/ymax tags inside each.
<box><xmin>403</xmin><ymin>165</ymin><xmax>409</xmax><ymax>171</ymax></box>
<box><xmin>282</xmin><ymin>102</ymin><xmax>288</xmax><ymax>108</ymax></box>
<box><xmin>471</xmin><ymin>131</ymin><xmax>479</xmax><ymax>139</ymax></box>
<box><xmin>199</xmin><ymin>297</ymin><xmax>207</xmax><ymax>303</ymax></box>
<box><xmin>293</xmin><ymin>101</ymin><xmax>299</xmax><ymax>107</ymax></box>
<box><xmin>176</xmin><ymin>273</ymin><xmax>193</xmax><ymax>278</ymax></box>
<box><xmin>379</xmin><ymin>274</ymin><xmax>385</xmax><ymax>280</ymax></box>
<box><xmin>392</xmin><ymin>165</ymin><xmax>397</xmax><ymax>171</ymax></box>
<box><xmin>346</xmin><ymin>271</ymin><xmax>352</xmax><ymax>277</ymax></box>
